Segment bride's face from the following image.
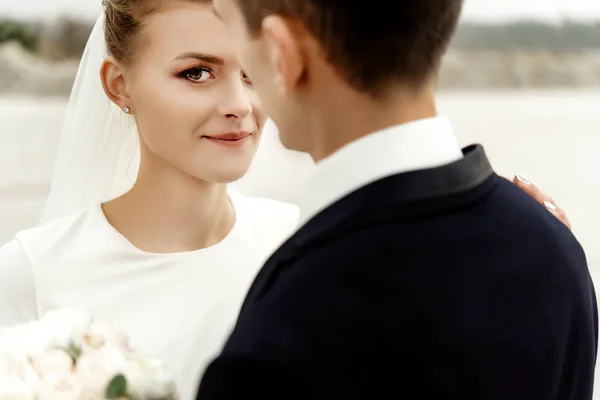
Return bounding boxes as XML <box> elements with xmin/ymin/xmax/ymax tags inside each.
<box><xmin>115</xmin><ymin>2</ymin><xmax>266</xmax><ymax>183</ymax></box>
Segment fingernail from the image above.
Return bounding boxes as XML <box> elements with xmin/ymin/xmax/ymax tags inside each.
<box><xmin>544</xmin><ymin>201</ymin><xmax>557</xmax><ymax>211</ymax></box>
<box><xmin>515</xmin><ymin>174</ymin><xmax>531</xmax><ymax>186</ymax></box>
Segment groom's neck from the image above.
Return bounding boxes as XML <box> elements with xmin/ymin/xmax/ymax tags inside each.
<box><xmin>307</xmin><ymin>83</ymin><xmax>438</xmax><ymax>162</ymax></box>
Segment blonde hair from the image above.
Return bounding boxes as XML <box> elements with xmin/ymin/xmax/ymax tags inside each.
<box><xmin>103</xmin><ymin>0</ymin><xmax>211</xmax><ymax>63</ymax></box>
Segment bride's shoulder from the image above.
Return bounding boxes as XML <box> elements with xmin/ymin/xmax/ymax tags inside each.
<box><xmin>229</xmin><ymin>191</ymin><xmax>299</xmax><ymax>235</ymax></box>
<box><xmin>11</xmin><ymin>205</ymin><xmax>100</xmax><ymax>258</ymax></box>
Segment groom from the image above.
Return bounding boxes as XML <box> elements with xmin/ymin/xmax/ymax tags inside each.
<box><xmin>198</xmin><ymin>0</ymin><xmax>598</xmax><ymax>398</ymax></box>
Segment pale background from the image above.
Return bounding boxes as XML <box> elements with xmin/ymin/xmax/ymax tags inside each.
<box><xmin>2</xmin><ymin>0</ymin><xmax>600</xmax><ymax>22</ymax></box>
<box><xmin>0</xmin><ymin>0</ymin><xmax>599</xmax><ymax>395</ymax></box>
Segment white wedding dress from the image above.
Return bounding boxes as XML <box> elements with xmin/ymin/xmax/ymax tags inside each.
<box><xmin>0</xmin><ymin>13</ymin><xmax>315</xmax><ymax>400</ymax></box>
<box><xmin>0</xmin><ymin>191</ymin><xmax>298</xmax><ymax>400</ymax></box>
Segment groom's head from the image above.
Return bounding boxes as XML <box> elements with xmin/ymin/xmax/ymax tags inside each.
<box><xmin>213</xmin><ymin>0</ymin><xmax>463</xmax><ymax>154</ymax></box>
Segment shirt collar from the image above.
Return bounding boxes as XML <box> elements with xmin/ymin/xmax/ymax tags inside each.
<box><xmin>297</xmin><ymin>115</ymin><xmax>463</xmax><ymax>225</ymax></box>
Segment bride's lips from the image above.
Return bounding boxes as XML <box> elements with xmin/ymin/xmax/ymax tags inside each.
<box><xmin>201</xmin><ymin>131</ymin><xmax>252</xmax><ymax>146</ymax></box>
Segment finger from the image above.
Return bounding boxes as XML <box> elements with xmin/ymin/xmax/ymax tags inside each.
<box><xmin>545</xmin><ymin>206</ymin><xmax>572</xmax><ymax>230</ymax></box>
<box><xmin>512</xmin><ymin>174</ymin><xmax>554</xmax><ymax>205</ymax></box>
<box><xmin>543</xmin><ymin>198</ymin><xmax>572</xmax><ymax>230</ymax></box>
<box><xmin>512</xmin><ymin>175</ymin><xmax>572</xmax><ymax>230</ymax></box>
<box><xmin>550</xmin><ymin>206</ymin><xmax>572</xmax><ymax>230</ymax></box>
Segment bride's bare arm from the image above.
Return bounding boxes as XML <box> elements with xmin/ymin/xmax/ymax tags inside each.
<box><xmin>0</xmin><ymin>239</ymin><xmax>38</xmax><ymax>326</ymax></box>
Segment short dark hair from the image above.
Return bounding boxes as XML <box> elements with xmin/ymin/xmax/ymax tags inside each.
<box><xmin>235</xmin><ymin>0</ymin><xmax>463</xmax><ymax>97</ymax></box>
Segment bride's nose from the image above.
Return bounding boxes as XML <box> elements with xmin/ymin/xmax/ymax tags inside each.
<box><xmin>217</xmin><ymin>80</ymin><xmax>252</xmax><ymax>120</ymax></box>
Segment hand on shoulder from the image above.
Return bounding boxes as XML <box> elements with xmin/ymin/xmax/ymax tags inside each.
<box><xmin>508</xmin><ymin>174</ymin><xmax>571</xmax><ymax>230</ymax></box>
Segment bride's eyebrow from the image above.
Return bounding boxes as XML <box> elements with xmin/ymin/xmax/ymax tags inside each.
<box><xmin>172</xmin><ymin>53</ymin><xmax>225</xmax><ymax>65</ymax></box>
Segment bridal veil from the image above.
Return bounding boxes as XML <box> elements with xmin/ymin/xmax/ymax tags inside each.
<box><xmin>39</xmin><ymin>13</ymin><xmax>314</xmax><ymax>224</ymax></box>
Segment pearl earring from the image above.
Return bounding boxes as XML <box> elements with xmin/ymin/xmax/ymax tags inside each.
<box><xmin>123</xmin><ymin>106</ymin><xmax>130</xmax><ymax>113</ymax></box>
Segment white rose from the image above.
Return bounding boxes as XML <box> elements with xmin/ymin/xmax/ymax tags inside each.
<box><xmin>75</xmin><ymin>347</ymin><xmax>127</xmax><ymax>398</ymax></box>
<box><xmin>83</xmin><ymin>320</ymin><xmax>129</xmax><ymax>351</ymax></box>
<box><xmin>0</xmin><ymin>322</ymin><xmax>54</xmax><ymax>359</ymax></box>
<box><xmin>123</xmin><ymin>352</ymin><xmax>177</xmax><ymax>400</ymax></box>
<box><xmin>0</xmin><ymin>326</ymin><xmax>23</xmax><ymax>356</ymax></box>
<box><xmin>30</xmin><ymin>348</ymin><xmax>74</xmax><ymax>378</ymax></box>
<box><xmin>0</xmin><ymin>353</ymin><xmax>40</xmax><ymax>383</ymax></box>
<box><xmin>0</xmin><ymin>375</ymin><xmax>36</xmax><ymax>400</ymax></box>
<box><xmin>39</xmin><ymin>309</ymin><xmax>92</xmax><ymax>348</ymax></box>
<box><xmin>0</xmin><ymin>354</ymin><xmax>39</xmax><ymax>400</ymax></box>
<box><xmin>37</xmin><ymin>373</ymin><xmax>84</xmax><ymax>400</ymax></box>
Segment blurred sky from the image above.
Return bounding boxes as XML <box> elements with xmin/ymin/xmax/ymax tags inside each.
<box><xmin>0</xmin><ymin>0</ymin><xmax>600</xmax><ymax>23</ymax></box>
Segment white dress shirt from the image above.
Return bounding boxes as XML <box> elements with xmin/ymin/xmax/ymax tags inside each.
<box><xmin>298</xmin><ymin>116</ymin><xmax>464</xmax><ymax>225</ymax></box>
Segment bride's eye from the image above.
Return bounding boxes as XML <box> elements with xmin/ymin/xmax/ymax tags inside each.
<box><xmin>241</xmin><ymin>71</ymin><xmax>252</xmax><ymax>85</ymax></box>
<box><xmin>179</xmin><ymin>67</ymin><xmax>215</xmax><ymax>83</ymax></box>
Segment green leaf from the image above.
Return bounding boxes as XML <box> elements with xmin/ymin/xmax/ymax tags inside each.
<box><xmin>66</xmin><ymin>341</ymin><xmax>82</xmax><ymax>360</ymax></box>
<box><xmin>105</xmin><ymin>374</ymin><xmax>128</xmax><ymax>399</ymax></box>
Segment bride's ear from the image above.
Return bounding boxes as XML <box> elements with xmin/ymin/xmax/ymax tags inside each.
<box><xmin>100</xmin><ymin>56</ymin><xmax>133</xmax><ymax>112</ymax></box>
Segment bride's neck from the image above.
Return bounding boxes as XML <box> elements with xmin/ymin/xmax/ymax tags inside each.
<box><xmin>102</xmin><ymin>157</ymin><xmax>234</xmax><ymax>254</ymax></box>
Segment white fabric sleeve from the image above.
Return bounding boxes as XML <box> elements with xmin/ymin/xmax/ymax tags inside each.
<box><xmin>0</xmin><ymin>239</ymin><xmax>38</xmax><ymax>326</ymax></box>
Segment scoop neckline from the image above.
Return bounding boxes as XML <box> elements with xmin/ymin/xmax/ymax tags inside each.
<box><xmin>94</xmin><ymin>193</ymin><xmax>244</xmax><ymax>258</ymax></box>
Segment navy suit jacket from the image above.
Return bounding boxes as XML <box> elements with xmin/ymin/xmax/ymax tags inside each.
<box><xmin>197</xmin><ymin>145</ymin><xmax>597</xmax><ymax>399</ymax></box>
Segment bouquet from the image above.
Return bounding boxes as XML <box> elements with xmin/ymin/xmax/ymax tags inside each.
<box><xmin>0</xmin><ymin>309</ymin><xmax>178</xmax><ymax>400</ymax></box>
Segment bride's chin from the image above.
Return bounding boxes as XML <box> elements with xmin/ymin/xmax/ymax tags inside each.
<box><xmin>195</xmin><ymin>165</ymin><xmax>252</xmax><ymax>185</ymax></box>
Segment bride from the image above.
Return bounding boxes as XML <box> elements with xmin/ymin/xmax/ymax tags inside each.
<box><xmin>0</xmin><ymin>0</ymin><xmax>570</xmax><ymax>399</ymax></box>
<box><xmin>0</xmin><ymin>1</ymin><xmax>313</xmax><ymax>399</ymax></box>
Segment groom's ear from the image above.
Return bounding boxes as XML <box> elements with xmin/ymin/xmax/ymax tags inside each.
<box><xmin>262</xmin><ymin>16</ymin><xmax>307</xmax><ymax>94</ymax></box>
<box><xmin>100</xmin><ymin>56</ymin><xmax>133</xmax><ymax>111</ymax></box>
